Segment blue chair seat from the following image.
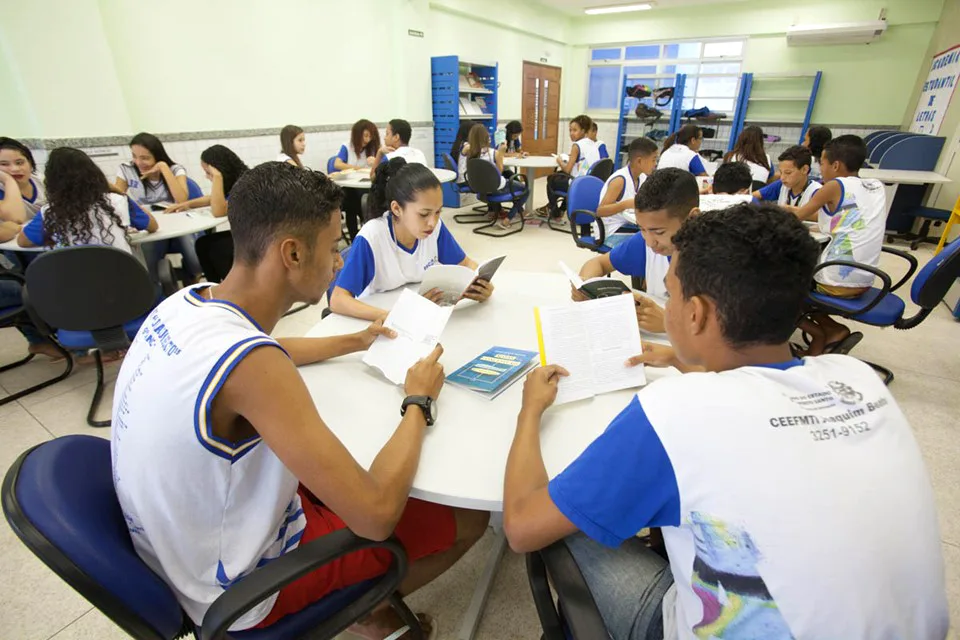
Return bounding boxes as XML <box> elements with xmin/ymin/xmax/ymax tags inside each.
<box><xmin>809</xmin><ymin>287</ymin><xmax>906</xmax><ymax>326</ymax></box>
<box><xmin>57</xmin><ymin>316</ymin><xmax>146</xmax><ymax>349</ymax></box>
<box><xmin>486</xmin><ymin>192</ymin><xmax>517</xmax><ymax>203</ymax></box>
<box><xmin>905</xmin><ymin>206</ymin><xmax>951</xmax><ymax>222</ymax></box>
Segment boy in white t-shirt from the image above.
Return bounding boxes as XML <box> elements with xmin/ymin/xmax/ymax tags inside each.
<box><xmin>753</xmin><ymin>145</ymin><xmax>822</xmax><ymax>207</ymax></box>
<box><xmin>788</xmin><ymin>135</ymin><xmax>887</xmax><ymax>355</ymax></box>
<box><xmin>505</xmin><ymin>203</ymin><xmax>947</xmax><ymax>640</ymax></box>
<box><xmin>596</xmin><ymin>137</ymin><xmax>659</xmax><ymax>247</ymax></box>
<box><xmin>371</xmin><ymin>119</ymin><xmax>427</xmax><ymax>174</ymax></box>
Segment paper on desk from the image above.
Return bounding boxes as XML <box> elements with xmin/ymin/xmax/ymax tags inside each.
<box><xmin>362</xmin><ymin>289</ymin><xmax>453</xmax><ymax>385</ymax></box>
<box><xmin>535</xmin><ymin>295</ymin><xmax>646</xmax><ymax>405</ymax></box>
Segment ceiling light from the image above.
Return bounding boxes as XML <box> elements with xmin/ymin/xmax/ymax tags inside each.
<box><xmin>584</xmin><ymin>3</ymin><xmax>653</xmax><ymax>15</ymax></box>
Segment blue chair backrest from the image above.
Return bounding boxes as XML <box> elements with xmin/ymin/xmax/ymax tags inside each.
<box><xmin>186</xmin><ymin>177</ymin><xmax>203</xmax><ymax>200</ymax></box>
<box><xmin>326</xmin><ymin>156</ymin><xmax>338</xmax><ymax>174</ymax></box>
<box><xmin>326</xmin><ymin>244</ymin><xmax>353</xmax><ymax>305</ymax></box>
<box><xmin>911</xmin><ymin>239</ymin><xmax>960</xmax><ymax>308</ymax></box>
<box><xmin>568</xmin><ymin>176</ymin><xmax>605</xmax><ymax>227</ymax></box>
<box><xmin>5</xmin><ymin>436</ymin><xmax>184</xmax><ymax>638</ymax></box>
<box><xmin>441</xmin><ymin>153</ymin><xmax>458</xmax><ymax>174</ymax></box>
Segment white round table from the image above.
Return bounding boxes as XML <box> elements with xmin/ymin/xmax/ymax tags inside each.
<box><xmin>502</xmin><ymin>155</ymin><xmax>559</xmax><ymax>192</ymax></box>
<box><xmin>333</xmin><ymin>167</ymin><xmax>457</xmax><ymax>190</ymax></box>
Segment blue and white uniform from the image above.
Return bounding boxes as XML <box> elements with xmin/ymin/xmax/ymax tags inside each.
<box><xmin>549</xmin><ymin>356</ymin><xmax>948</xmax><ymax>639</ymax></box>
<box><xmin>0</xmin><ymin>177</ymin><xmax>45</xmax><ymax>219</ymax></box>
<box><xmin>729</xmin><ymin>153</ymin><xmax>773</xmax><ymax>184</ymax></box>
<box><xmin>21</xmin><ymin>193</ymin><xmax>150</xmax><ymax>253</ymax></box>
<box><xmin>756</xmin><ymin>178</ymin><xmax>822</xmax><ymax>207</ymax></box>
<box><xmin>111</xmin><ymin>285</ymin><xmax>305</xmax><ymax>630</ymax></box>
<box><xmin>570</xmin><ymin>138</ymin><xmax>601</xmax><ymax>177</ymax></box>
<box><xmin>336</xmin><ymin>212</ymin><xmax>466</xmax><ymax>299</ymax></box>
<box><xmin>386</xmin><ymin>146</ymin><xmax>428</xmax><ymax>166</ymax></box>
<box><xmin>117</xmin><ymin>162</ymin><xmax>188</xmax><ymax>204</ymax></box>
<box><xmin>817</xmin><ymin>176</ymin><xmax>887</xmax><ymax>289</ymax></box>
<box><xmin>657</xmin><ymin>143</ymin><xmax>706</xmax><ymax>175</ymax></box>
<box><xmin>337</xmin><ymin>143</ymin><xmax>372</xmax><ymax>168</ymax></box>
<box><xmin>599</xmin><ymin>165</ymin><xmax>646</xmax><ymax>238</ymax></box>
<box><xmin>458</xmin><ymin>146</ymin><xmax>505</xmax><ymax>189</ymax></box>
<box><xmin>597</xmin><ymin>140</ymin><xmax>610</xmax><ymax>160</ymax></box>
<box><xmin>608</xmin><ymin>231</ymin><xmax>670</xmax><ymax>300</ymax></box>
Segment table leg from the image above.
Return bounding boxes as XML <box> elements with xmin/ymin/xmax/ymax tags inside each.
<box><xmin>456</xmin><ymin>515</ymin><xmax>507</xmax><ymax>640</ymax></box>
<box><xmin>526</xmin><ymin>167</ymin><xmax>538</xmax><ymax>208</ymax></box>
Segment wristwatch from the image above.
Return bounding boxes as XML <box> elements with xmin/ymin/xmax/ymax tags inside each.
<box><xmin>401</xmin><ymin>395</ymin><xmax>437</xmax><ymax>426</ymax></box>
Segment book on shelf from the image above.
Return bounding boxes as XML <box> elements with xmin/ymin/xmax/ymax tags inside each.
<box><xmin>446</xmin><ymin>347</ymin><xmax>539</xmax><ymax>400</ymax></box>
<box><xmin>466</xmin><ymin>72</ymin><xmax>484</xmax><ymax>88</ymax></box>
<box><xmin>474</xmin><ymin>96</ymin><xmax>488</xmax><ymax>112</ymax></box>
<box><xmin>419</xmin><ymin>256</ymin><xmax>506</xmax><ymax>306</ymax></box>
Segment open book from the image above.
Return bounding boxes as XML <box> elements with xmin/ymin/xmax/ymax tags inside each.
<box><xmin>362</xmin><ymin>289</ymin><xmax>453</xmax><ymax>385</ymax></box>
<box><xmin>418</xmin><ymin>256</ymin><xmax>506</xmax><ymax>306</ymax></box>
<box><xmin>534</xmin><ymin>294</ymin><xmax>646</xmax><ymax>405</ymax></box>
<box><xmin>560</xmin><ymin>262</ymin><xmax>631</xmax><ymax>299</ymax></box>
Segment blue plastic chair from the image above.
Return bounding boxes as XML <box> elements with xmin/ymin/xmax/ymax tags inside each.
<box><xmin>2</xmin><ymin>435</ymin><xmax>421</xmax><ymax>640</ymax></box>
<box><xmin>465</xmin><ymin>158</ymin><xmax>529</xmax><ymax>237</ymax></box>
<box><xmin>805</xmin><ymin>239</ymin><xmax>960</xmax><ymax>384</ymax></box>
<box><xmin>186</xmin><ymin>177</ymin><xmax>204</xmax><ymax>200</ymax></box>
<box><xmin>565</xmin><ymin>176</ymin><xmax>608</xmax><ymax>253</ymax></box>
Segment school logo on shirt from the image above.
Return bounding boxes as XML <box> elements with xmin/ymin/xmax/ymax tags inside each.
<box><xmin>424</xmin><ymin>257</ymin><xmax>439</xmax><ymax>269</ymax></box>
<box><xmin>828</xmin><ymin>381</ymin><xmax>863</xmax><ymax>405</ymax></box>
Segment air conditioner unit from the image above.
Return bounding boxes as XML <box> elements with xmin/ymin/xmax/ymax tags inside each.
<box><xmin>786</xmin><ymin>20</ymin><xmax>887</xmax><ymax>46</ymax></box>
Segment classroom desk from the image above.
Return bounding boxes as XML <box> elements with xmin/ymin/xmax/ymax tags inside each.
<box><xmin>502</xmin><ymin>156</ymin><xmax>560</xmax><ymax>205</ymax></box>
<box><xmin>300</xmin><ymin>271</ymin><xmax>676</xmax><ymax>640</ymax></box>
<box><xmin>332</xmin><ymin>167</ymin><xmax>456</xmax><ymax>190</ymax></box>
<box><xmin>859</xmin><ymin>169</ymin><xmax>952</xmax><ymax>236</ymax></box>
<box><xmin>0</xmin><ymin>207</ymin><xmax>225</xmax><ymax>253</ymax></box>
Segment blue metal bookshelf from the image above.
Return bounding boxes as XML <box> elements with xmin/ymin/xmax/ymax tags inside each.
<box><xmin>729</xmin><ymin>71</ymin><xmax>822</xmax><ymax>153</ymax></box>
<box><xmin>613</xmin><ymin>73</ymin><xmax>685</xmax><ymax>170</ymax></box>
<box><xmin>431</xmin><ymin>55</ymin><xmax>499</xmax><ymax>207</ymax></box>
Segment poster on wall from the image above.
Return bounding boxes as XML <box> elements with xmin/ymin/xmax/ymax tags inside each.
<box><xmin>910</xmin><ymin>44</ymin><xmax>960</xmax><ymax>135</ymax></box>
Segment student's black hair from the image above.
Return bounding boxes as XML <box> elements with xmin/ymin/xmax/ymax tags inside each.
<box><xmin>505</xmin><ymin>120</ymin><xmax>523</xmax><ymax>140</ymax></box>
<box><xmin>823</xmin><ymin>135</ymin><xmax>867</xmax><ymax>172</ymax></box>
<box><xmin>778</xmin><ymin>145</ymin><xmax>812</xmax><ymax>170</ymax></box>
<box><xmin>661</xmin><ymin>132</ymin><xmax>677</xmax><ymax>152</ymax></box>
<box><xmin>712</xmin><ymin>162</ymin><xmax>753</xmax><ymax>194</ymax></box>
<box><xmin>589</xmin><ymin>121</ymin><xmax>599</xmax><ymax>134</ymax></box>
<box><xmin>675</xmin><ymin>124</ymin><xmax>702</xmax><ymax>146</ymax></box>
<box><xmin>43</xmin><ymin>147</ymin><xmax>125</xmax><ymax>248</ymax></box>
<box><xmin>634</xmin><ymin>168</ymin><xmax>699</xmax><ymax>218</ymax></box>
<box><xmin>200</xmin><ymin>145</ymin><xmax>249</xmax><ymax>197</ymax></box>
<box><xmin>571</xmin><ymin>115</ymin><xmax>593</xmax><ymax>133</ymax></box>
<box><xmin>452</xmin><ymin>122</ymin><xmax>474</xmax><ymax>161</ymax></box>
<box><xmin>129</xmin><ymin>132</ymin><xmax>178</xmax><ymax>171</ymax></box>
<box><xmin>671</xmin><ymin>203</ymin><xmax>819</xmax><ymax>347</ymax></box>
<box><xmin>279</xmin><ymin>125</ymin><xmax>304</xmax><ymax>168</ymax></box>
<box><xmin>0</xmin><ymin>137</ymin><xmax>36</xmax><ymax>171</ymax></box>
<box><xmin>389</xmin><ymin>119</ymin><xmax>413</xmax><ymax>145</ymax></box>
<box><xmin>227</xmin><ymin>162</ymin><xmax>343</xmax><ymax>264</ymax></box>
<box><xmin>367</xmin><ymin>157</ymin><xmax>441</xmax><ymax>221</ymax></box>
<box><xmin>806</xmin><ymin>125</ymin><xmax>833</xmax><ymax>159</ymax></box>
<box><xmin>628</xmin><ymin>137</ymin><xmax>658</xmax><ymax>159</ymax></box>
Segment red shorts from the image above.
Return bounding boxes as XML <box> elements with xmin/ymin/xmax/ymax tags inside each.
<box><xmin>256</xmin><ymin>487</ymin><xmax>457</xmax><ymax>628</ymax></box>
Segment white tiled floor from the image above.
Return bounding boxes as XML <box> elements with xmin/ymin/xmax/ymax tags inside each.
<box><xmin>1</xmin><ymin>181</ymin><xmax>958</xmax><ymax>639</ymax></box>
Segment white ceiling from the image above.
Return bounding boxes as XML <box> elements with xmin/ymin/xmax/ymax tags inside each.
<box><xmin>543</xmin><ymin>0</ymin><xmax>749</xmax><ymax>15</ymax></box>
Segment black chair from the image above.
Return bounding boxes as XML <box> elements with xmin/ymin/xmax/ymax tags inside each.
<box><xmin>445</xmin><ymin>152</ymin><xmax>491</xmax><ymax>224</ymax></box>
<box><xmin>527</xmin><ymin>542</ymin><xmax>607</xmax><ymax>640</ymax></box>
<box><xmin>2</xmin><ymin>434</ymin><xmax>424</xmax><ymax>640</ymax></box>
<box><xmin>195</xmin><ymin>231</ymin><xmax>235</xmax><ymax>283</ymax></box>
<box><xmin>0</xmin><ymin>266</ymin><xmax>72</xmax><ymax>407</ymax></box>
<box><xmin>588</xmin><ymin>158</ymin><xmax>614</xmax><ymax>182</ymax></box>
<box><xmin>465</xmin><ymin>158</ymin><xmax>528</xmax><ymax>238</ymax></box>
<box><xmin>24</xmin><ymin>247</ymin><xmax>156</xmax><ymax>426</ymax></box>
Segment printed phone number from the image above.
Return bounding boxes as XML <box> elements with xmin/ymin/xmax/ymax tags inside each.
<box><xmin>811</xmin><ymin>422</ymin><xmax>870</xmax><ymax>442</ymax></box>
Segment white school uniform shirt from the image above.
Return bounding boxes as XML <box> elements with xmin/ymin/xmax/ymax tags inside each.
<box><xmin>20</xmin><ymin>193</ymin><xmax>151</xmax><ymax>254</ymax></box>
<box><xmin>607</xmin><ymin>231</ymin><xmax>670</xmax><ymax>300</ymax></box>
<box><xmin>548</xmin><ymin>355</ymin><xmax>948</xmax><ymax>639</ymax></box>
<box><xmin>757</xmin><ymin>179</ymin><xmax>822</xmax><ymax>207</ymax></box>
<box><xmin>657</xmin><ymin>143</ymin><xmax>706</xmax><ymax>175</ymax></box>
<box><xmin>810</xmin><ymin>156</ymin><xmax>823</xmax><ymax>180</ymax></box>
<box><xmin>729</xmin><ymin>154</ymin><xmax>773</xmax><ymax>184</ymax></box>
<box><xmin>339</xmin><ymin>143</ymin><xmax>371</xmax><ymax>168</ymax></box>
<box><xmin>458</xmin><ymin>146</ymin><xmax>506</xmax><ymax>190</ymax></box>
<box><xmin>111</xmin><ymin>285</ymin><xmax>305</xmax><ymax>630</ymax></box>
<box><xmin>0</xmin><ymin>177</ymin><xmax>45</xmax><ymax>219</ymax></box>
<box><xmin>117</xmin><ymin>162</ymin><xmax>188</xmax><ymax>205</ymax></box>
<box><xmin>570</xmin><ymin>138</ymin><xmax>600</xmax><ymax>177</ymax></box>
<box><xmin>598</xmin><ymin>166</ymin><xmax>646</xmax><ymax>236</ymax></box>
<box><xmin>335</xmin><ymin>212</ymin><xmax>466</xmax><ymax>299</ymax></box>
<box><xmin>817</xmin><ymin>176</ymin><xmax>887</xmax><ymax>289</ymax></box>
<box><xmin>386</xmin><ymin>146</ymin><xmax>428</xmax><ymax>166</ymax></box>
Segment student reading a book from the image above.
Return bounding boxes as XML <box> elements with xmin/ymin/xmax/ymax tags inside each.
<box><xmin>277</xmin><ymin>125</ymin><xmax>306</xmax><ymax>167</ymax></box>
<box><xmin>164</xmin><ymin>145</ymin><xmax>249</xmax><ymax>218</ymax></box>
<box><xmin>0</xmin><ymin>137</ymin><xmax>46</xmax><ymax>223</ymax></box>
<box><xmin>752</xmin><ymin>145</ymin><xmax>821</xmax><ymax>208</ymax></box>
<box><xmin>541</xmin><ymin>115</ymin><xmax>601</xmax><ymax>218</ymax></box>
<box><xmin>596</xmin><ymin>137</ymin><xmax>659</xmax><ymax>248</ymax></box>
<box><xmin>498</xmin><ymin>121</ymin><xmax>527</xmax><ymax>180</ymax></box>
<box><xmin>111</xmin><ymin>162</ymin><xmax>488</xmax><ymax>638</ymax></box>
<box><xmin>459</xmin><ymin>125</ymin><xmax>528</xmax><ymax>229</ymax></box>
<box><xmin>504</xmin><ymin>204</ymin><xmax>948</xmax><ymax>640</ymax></box>
<box><xmin>331</xmin><ymin>158</ymin><xmax>493</xmax><ymax>321</ymax></box>
<box><xmin>371</xmin><ymin>119</ymin><xmax>427</xmax><ymax>174</ymax></box>
<box><xmin>576</xmin><ymin>169</ymin><xmax>700</xmax><ymax>333</ymax></box>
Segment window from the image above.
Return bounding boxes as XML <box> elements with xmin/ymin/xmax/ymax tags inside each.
<box><xmin>587</xmin><ymin>39</ymin><xmax>744</xmax><ymax>116</ymax></box>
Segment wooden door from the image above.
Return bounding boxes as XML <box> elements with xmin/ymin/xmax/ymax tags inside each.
<box><xmin>521</xmin><ymin>61</ymin><xmax>562</xmax><ymax>177</ymax></box>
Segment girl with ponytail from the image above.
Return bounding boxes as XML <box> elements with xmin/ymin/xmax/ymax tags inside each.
<box><xmin>330</xmin><ymin>157</ymin><xmax>493</xmax><ymax>320</ymax></box>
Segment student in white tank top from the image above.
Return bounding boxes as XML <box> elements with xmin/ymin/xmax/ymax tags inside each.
<box><xmin>596</xmin><ymin>137</ymin><xmax>659</xmax><ymax>246</ymax></box>
<box><xmin>544</xmin><ymin>115</ymin><xmax>602</xmax><ymax>217</ymax></box>
<box><xmin>789</xmin><ymin>135</ymin><xmax>887</xmax><ymax>356</ymax></box>
<box><xmin>278</xmin><ymin>124</ymin><xmax>306</xmax><ymax>168</ymax></box>
<box><xmin>657</xmin><ymin>124</ymin><xmax>708</xmax><ymax>176</ymax></box>
<box><xmin>0</xmin><ymin>137</ymin><xmax>46</xmax><ymax>223</ymax></box>
<box><xmin>111</xmin><ymin>163</ymin><xmax>487</xmax><ymax>636</ymax></box>
<box><xmin>332</xmin><ymin>158</ymin><xmax>492</xmax><ymax>321</ymax></box>
<box><xmin>576</xmin><ymin>168</ymin><xmax>701</xmax><ymax>333</ymax></box>
<box><xmin>753</xmin><ymin>145</ymin><xmax>822</xmax><ymax>208</ymax></box>
<box><xmin>504</xmin><ymin>204</ymin><xmax>947</xmax><ymax>640</ymax></box>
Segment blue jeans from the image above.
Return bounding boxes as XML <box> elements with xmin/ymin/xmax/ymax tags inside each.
<box><xmin>492</xmin><ymin>179</ymin><xmax>530</xmax><ymax>218</ymax></box>
<box><xmin>0</xmin><ymin>279</ymin><xmax>42</xmax><ymax>344</ymax></box>
<box><xmin>141</xmin><ymin>234</ymin><xmax>202</xmax><ymax>281</ymax></box>
<box><xmin>564</xmin><ymin>533</ymin><xmax>674</xmax><ymax>640</ymax></box>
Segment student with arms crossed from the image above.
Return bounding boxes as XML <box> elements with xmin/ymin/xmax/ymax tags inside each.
<box><xmin>656</xmin><ymin>124</ymin><xmax>707</xmax><ymax>176</ymax></box>
<box><xmin>752</xmin><ymin>145</ymin><xmax>821</xmax><ymax>207</ymax></box>
<box><xmin>371</xmin><ymin>119</ymin><xmax>427</xmax><ymax>173</ymax></box>
<box><xmin>165</xmin><ymin>145</ymin><xmax>249</xmax><ymax>218</ymax></box>
<box><xmin>0</xmin><ymin>137</ymin><xmax>45</xmax><ymax>223</ymax></box>
<box><xmin>331</xmin><ymin>159</ymin><xmax>493</xmax><ymax>321</ymax></box>
<box><xmin>505</xmin><ymin>204</ymin><xmax>948</xmax><ymax>640</ymax></box>
<box><xmin>786</xmin><ymin>135</ymin><xmax>886</xmax><ymax>356</ymax></box>
<box><xmin>595</xmin><ymin>137</ymin><xmax>659</xmax><ymax>248</ymax></box>
<box><xmin>576</xmin><ymin>169</ymin><xmax>699</xmax><ymax>334</ymax></box>
<box><xmin>111</xmin><ymin>163</ymin><xmax>488</xmax><ymax>639</ymax></box>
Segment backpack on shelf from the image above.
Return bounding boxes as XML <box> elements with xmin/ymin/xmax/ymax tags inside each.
<box><xmin>635</xmin><ymin>104</ymin><xmax>663</xmax><ymax>124</ymax></box>
<box><xmin>652</xmin><ymin>87</ymin><xmax>674</xmax><ymax>106</ymax></box>
<box><xmin>645</xmin><ymin>129</ymin><xmax>669</xmax><ymax>141</ymax></box>
<box><xmin>626</xmin><ymin>84</ymin><xmax>653</xmax><ymax>99</ymax></box>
